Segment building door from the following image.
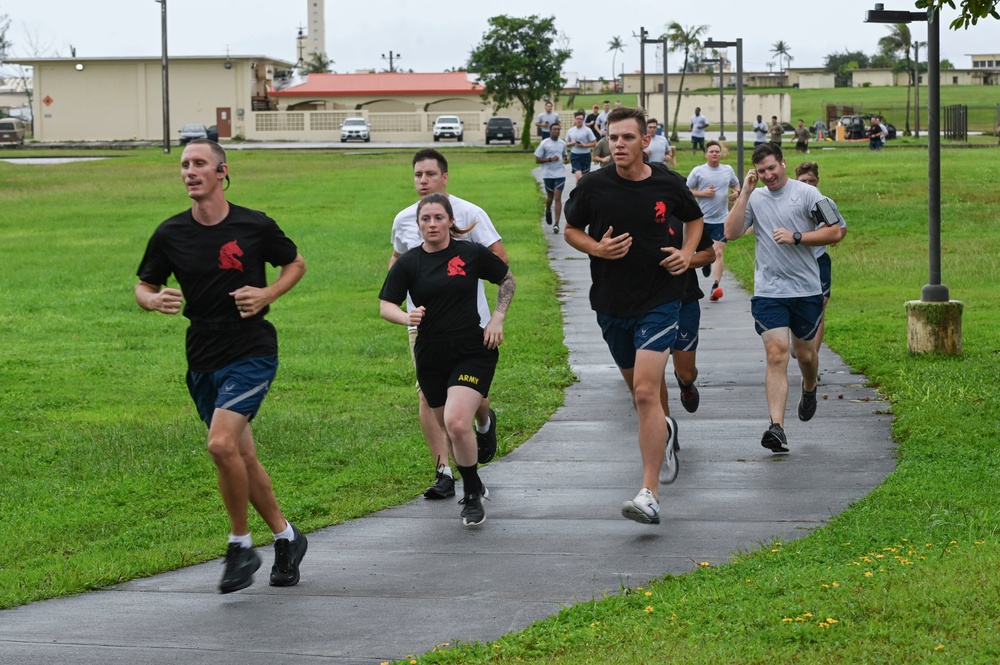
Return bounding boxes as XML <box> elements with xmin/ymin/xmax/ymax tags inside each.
<box><xmin>216</xmin><ymin>108</ymin><xmax>232</xmax><ymax>138</ymax></box>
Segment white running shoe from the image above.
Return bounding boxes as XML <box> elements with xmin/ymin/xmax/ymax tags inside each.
<box><xmin>621</xmin><ymin>488</ymin><xmax>660</xmax><ymax>525</ymax></box>
<box><xmin>659</xmin><ymin>416</ymin><xmax>680</xmax><ymax>484</ymax></box>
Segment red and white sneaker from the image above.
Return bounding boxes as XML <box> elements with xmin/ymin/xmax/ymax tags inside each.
<box><xmin>709</xmin><ymin>283</ymin><xmax>723</xmax><ymax>302</ymax></box>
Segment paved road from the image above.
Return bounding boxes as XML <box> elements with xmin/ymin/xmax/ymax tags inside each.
<box><xmin>0</xmin><ymin>168</ymin><xmax>895</xmax><ymax>664</ymax></box>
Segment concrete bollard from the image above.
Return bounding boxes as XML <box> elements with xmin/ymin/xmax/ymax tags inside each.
<box><xmin>905</xmin><ymin>300</ymin><xmax>963</xmax><ymax>356</ymax></box>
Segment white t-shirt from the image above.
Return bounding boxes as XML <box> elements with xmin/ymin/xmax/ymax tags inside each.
<box><xmin>752</xmin><ymin>121</ymin><xmax>769</xmax><ymax>142</ymax></box>
<box><xmin>534</xmin><ymin>138</ymin><xmax>568</xmax><ymax>178</ymax></box>
<box><xmin>391</xmin><ymin>194</ymin><xmax>502</xmax><ymax>328</ymax></box>
<box><xmin>645</xmin><ymin>134</ymin><xmax>670</xmax><ymax>164</ymax></box>
<box><xmin>565</xmin><ymin>125</ymin><xmax>596</xmax><ymax>154</ymax></box>
<box><xmin>690</xmin><ymin>114</ymin><xmax>709</xmax><ymax>138</ymax></box>
<box><xmin>686</xmin><ymin>163</ymin><xmax>739</xmax><ymax>224</ymax></box>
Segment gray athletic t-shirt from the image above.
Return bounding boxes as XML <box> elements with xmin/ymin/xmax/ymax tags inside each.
<box><xmin>686</xmin><ymin>163</ymin><xmax>739</xmax><ymax>224</ymax></box>
<box><xmin>742</xmin><ymin>179</ymin><xmax>840</xmax><ymax>298</ymax></box>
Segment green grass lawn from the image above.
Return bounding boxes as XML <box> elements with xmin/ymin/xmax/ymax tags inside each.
<box><xmin>3</xmin><ymin>144</ymin><xmax>1000</xmax><ymax>663</ymax></box>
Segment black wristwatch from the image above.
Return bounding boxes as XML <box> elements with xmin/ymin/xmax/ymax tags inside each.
<box><xmin>793</xmin><ymin>231</ymin><xmax>802</xmax><ymax>245</ymax></box>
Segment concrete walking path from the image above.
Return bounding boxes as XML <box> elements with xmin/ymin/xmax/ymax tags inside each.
<box><xmin>0</xmin><ymin>169</ymin><xmax>895</xmax><ymax>664</ymax></box>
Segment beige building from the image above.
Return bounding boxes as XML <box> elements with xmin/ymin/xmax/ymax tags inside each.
<box><xmin>9</xmin><ymin>56</ymin><xmax>293</xmax><ymax>142</ymax></box>
<box><xmin>0</xmin><ymin>76</ymin><xmax>32</xmax><ymax>120</ymax></box>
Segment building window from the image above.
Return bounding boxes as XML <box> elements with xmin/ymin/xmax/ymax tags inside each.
<box><xmin>974</xmin><ymin>61</ymin><xmax>982</xmax><ymax>68</ymax></box>
<box><xmin>953</xmin><ymin>76</ymin><xmax>959</xmax><ymax>84</ymax></box>
<box><xmin>989</xmin><ymin>61</ymin><xmax>996</xmax><ymax>67</ymax></box>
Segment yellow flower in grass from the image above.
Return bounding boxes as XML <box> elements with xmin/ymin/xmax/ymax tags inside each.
<box><xmin>827</xmin><ymin>618</ymin><xmax>838</xmax><ymax>624</ymax></box>
<box><xmin>645</xmin><ymin>591</ymin><xmax>653</xmax><ymax>597</ymax></box>
<box><xmin>645</xmin><ymin>605</ymin><xmax>654</xmax><ymax>613</ymax></box>
<box><xmin>494</xmin><ymin>644</ymin><xmax>502</xmax><ymax>649</ymax></box>
<box><xmin>935</xmin><ymin>644</ymin><xmax>945</xmax><ymax>651</ymax></box>
<box><xmin>795</xmin><ymin>617</ymin><xmax>806</xmax><ymax>622</ymax></box>
<box><xmin>782</xmin><ymin>617</ymin><xmax>793</xmax><ymax>623</ymax></box>
<box><xmin>803</xmin><ymin>612</ymin><xmax>813</xmax><ymax>618</ymax></box>
<box><xmin>832</xmin><ymin>582</ymin><xmax>840</xmax><ymax>587</ymax></box>
<box><xmin>817</xmin><ymin>622</ymin><xmax>830</xmax><ymax>628</ymax></box>
<box><xmin>699</xmin><ymin>561</ymin><xmax>711</xmax><ymax>567</ymax></box>
<box><xmin>865</xmin><ymin>571</ymin><xmax>874</xmax><ymax>577</ymax></box>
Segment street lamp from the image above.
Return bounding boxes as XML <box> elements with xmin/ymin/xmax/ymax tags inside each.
<box><xmin>154</xmin><ymin>0</ymin><xmax>170</xmax><ymax>154</ymax></box>
<box><xmin>704</xmin><ymin>38</ymin><xmax>744</xmax><ymax>180</ymax></box>
<box><xmin>637</xmin><ymin>27</ymin><xmax>669</xmax><ymax>132</ymax></box>
<box><xmin>381</xmin><ymin>51</ymin><xmax>402</xmax><ymax>73</ymax></box>
<box><xmin>865</xmin><ymin>4</ymin><xmax>961</xmax><ymax>355</ymax></box>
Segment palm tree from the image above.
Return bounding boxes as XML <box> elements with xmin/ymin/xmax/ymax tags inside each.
<box><xmin>300</xmin><ymin>51</ymin><xmax>333</xmax><ymax>74</ymax></box>
<box><xmin>771</xmin><ymin>41</ymin><xmax>793</xmax><ymax>72</ymax></box>
<box><xmin>879</xmin><ymin>23</ymin><xmax>913</xmax><ymax>135</ymax></box>
<box><xmin>666</xmin><ymin>22</ymin><xmax>709</xmax><ymax>141</ymax></box>
<box><xmin>608</xmin><ymin>36</ymin><xmax>625</xmax><ymax>88</ymax></box>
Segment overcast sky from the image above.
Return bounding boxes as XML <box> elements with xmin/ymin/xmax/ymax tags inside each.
<box><xmin>3</xmin><ymin>1</ymin><xmax>996</xmax><ymax>77</ymax></box>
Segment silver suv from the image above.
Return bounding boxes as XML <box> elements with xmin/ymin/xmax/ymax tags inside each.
<box><xmin>340</xmin><ymin>117</ymin><xmax>371</xmax><ymax>142</ymax></box>
<box><xmin>432</xmin><ymin>115</ymin><xmax>463</xmax><ymax>142</ymax></box>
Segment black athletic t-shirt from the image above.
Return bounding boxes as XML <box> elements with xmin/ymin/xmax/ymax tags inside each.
<box><xmin>379</xmin><ymin>239</ymin><xmax>510</xmax><ymax>338</ymax></box>
<box><xmin>666</xmin><ymin>214</ymin><xmax>714</xmax><ymax>304</ymax></box>
<box><xmin>565</xmin><ymin>163</ymin><xmax>704</xmax><ymax>317</ymax></box>
<box><xmin>137</xmin><ymin>204</ymin><xmax>299</xmax><ymax>372</ymax></box>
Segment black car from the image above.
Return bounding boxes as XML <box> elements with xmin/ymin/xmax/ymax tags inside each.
<box><xmin>484</xmin><ymin>116</ymin><xmax>516</xmax><ymax>145</ymax></box>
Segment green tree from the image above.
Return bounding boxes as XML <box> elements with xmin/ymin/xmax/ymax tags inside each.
<box><xmin>940</xmin><ymin>58</ymin><xmax>955</xmax><ymax>69</ymax></box>
<box><xmin>878</xmin><ymin>24</ymin><xmax>913</xmax><ymax>135</ymax></box>
<box><xmin>0</xmin><ymin>9</ymin><xmax>11</xmax><ymax>63</ymax></box>
<box><xmin>824</xmin><ymin>50</ymin><xmax>871</xmax><ymax>87</ymax></box>
<box><xmin>665</xmin><ymin>22</ymin><xmax>708</xmax><ymax>141</ymax></box>
<box><xmin>917</xmin><ymin>0</ymin><xmax>999</xmax><ymax>28</ymax></box>
<box><xmin>468</xmin><ymin>15</ymin><xmax>571</xmax><ymax>149</ymax></box>
<box><xmin>607</xmin><ymin>35</ymin><xmax>625</xmax><ymax>87</ymax></box>
<box><xmin>771</xmin><ymin>40</ymin><xmax>793</xmax><ymax>71</ymax></box>
<box><xmin>300</xmin><ymin>51</ymin><xmax>333</xmax><ymax>74</ymax></box>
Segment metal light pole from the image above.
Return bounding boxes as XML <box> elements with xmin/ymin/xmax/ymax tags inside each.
<box><xmin>866</xmin><ymin>4</ymin><xmax>958</xmax><ymax>355</ymax></box>
<box><xmin>913</xmin><ymin>40</ymin><xmax>921</xmax><ymax>137</ymax></box>
<box><xmin>638</xmin><ymin>27</ymin><xmax>647</xmax><ymax>110</ymax></box>
<box><xmin>381</xmin><ymin>51</ymin><xmax>402</xmax><ymax>73</ymax></box>
<box><xmin>704</xmin><ymin>38</ymin><xmax>744</xmax><ymax>180</ymax></box>
<box><xmin>155</xmin><ymin>0</ymin><xmax>170</xmax><ymax>154</ymax></box>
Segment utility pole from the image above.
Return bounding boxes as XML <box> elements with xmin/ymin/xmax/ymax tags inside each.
<box><xmin>913</xmin><ymin>40</ymin><xmax>921</xmax><ymax>137</ymax></box>
<box><xmin>638</xmin><ymin>27</ymin><xmax>647</xmax><ymax>111</ymax></box>
<box><xmin>381</xmin><ymin>51</ymin><xmax>402</xmax><ymax>73</ymax></box>
<box><xmin>155</xmin><ymin>0</ymin><xmax>170</xmax><ymax>154</ymax></box>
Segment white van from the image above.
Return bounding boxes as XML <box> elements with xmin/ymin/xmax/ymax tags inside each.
<box><xmin>0</xmin><ymin>118</ymin><xmax>27</xmax><ymax>147</ymax></box>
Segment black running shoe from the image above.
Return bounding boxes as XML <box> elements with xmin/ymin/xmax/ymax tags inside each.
<box><xmin>545</xmin><ymin>208</ymin><xmax>553</xmax><ymax>225</ymax></box>
<box><xmin>761</xmin><ymin>422</ymin><xmax>789</xmax><ymax>453</ymax></box>
<box><xmin>701</xmin><ymin>265</ymin><xmax>711</xmax><ymax>277</ymax></box>
<box><xmin>219</xmin><ymin>543</ymin><xmax>261</xmax><ymax>594</ymax></box>
<box><xmin>798</xmin><ymin>384</ymin><xmax>818</xmax><ymax>422</ymax></box>
<box><xmin>476</xmin><ymin>408</ymin><xmax>498</xmax><ymax>464</ymax></box>
<box><xmin>459</xmin><ymin>486</ymin><xmax>489</xmax><ymax>526</ymax></box>
<box><xmin>676</xmin><ymin>374</ymin><xmax>700</xmax><ymax>413</ymax></box>
<box><xmin>424</xmin><ymin>471</ymin><xmax>455</xmax><ymax>499</ymax></box>
<box><xmin>270</xmin><ymin>524</ymin><xmax>308</xmax><ymax>587</ymax></box>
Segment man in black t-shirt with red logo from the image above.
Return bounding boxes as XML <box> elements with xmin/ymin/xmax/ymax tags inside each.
<box><xmin>565</xmin><ymin>107</ymin><xmax>704</xmax><ymax>527</ymax></box>
<box><xmin>135</xmin><ymin>139</ymin><xmax>308</xmax><ymax>594</ymax></box>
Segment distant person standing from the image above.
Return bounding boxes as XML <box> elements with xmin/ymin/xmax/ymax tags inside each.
<box><xmin>593</xmin><ymin>134</ymin><xmax>612</xmax><ymax>168</ymax></box>
<box><xmin>596</xmin><ymin>100</ymin><xmax>612</xmax><ymax>136</ymax></box>
<box><xmin>585</xmin><ymin>104</ymin><xmax>601</xmax><ymax>139</ymax></box>
<box><xmin>686</xmin><ymin>140</ymin><xmax>740</xmax><ymax>303</ymax></box>
<box><xmin>768</xmin><ymin>116</ymin><xmax>784</xmax><ymax>145</ymax></box>
<box><xmin>135</xmin><ymin>139</ymin><xmax>308</xmax><ymax>594</ymax></box>
<box><xmin>565</xmin><ymin>110</ymin><xmax>598</xmax><ymax>183</ymax></box>
<box><xmin>724</xmin><ymin>143</ymin><xmax>844</xmax><ymax>454</ymax></box>
<box><xmin>535</xmin><ymin>101</ymin><xmax>560</xmax><ymax>141</ymax></box>
<box><xmin>794</xmin><ymin>119</ymin><xmax>810</xmax><ymax>154</ymax></box>
<box><xmin>644</xmin><ymin>118</ymin><xmax>671</xmax><ymax>166</ymax></box>
<box><xmin>534</xmin><ymin>122</ymin><xmax>569</xmax><ymax>233</ymax></box>
<box><xmin>813</xmin><ymin>118</ymin><xmax>828</xmax><ymax>141</ymax></box>
<box><xmin>752</xmin><ymin>115</ymin><xmax>769</xmax><ymax>147</ymax></box>
<box><xmin>690</xmin><ymin>107</ymin><xmax>710</xmax><ymax>153</ymax></box>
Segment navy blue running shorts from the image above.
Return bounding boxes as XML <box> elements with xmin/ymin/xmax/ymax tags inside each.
<box><xmin>596</xmin><ymin>300</ymin><xmax>682</xmax><ymax>370</ymax></box>
<box><xmin>750</xmin><ymin>295</ymin><xmax>824</xmax><ymax>341</ymax></box>
<box><xmin>186</xmin><ymin>356</ymin><xmax>278</xmax><ymax>427</ymax></box>
<box><xmin>817</xmin><ymin>253</ymin><xmax>832</xmax><ymax>299</ymax></box>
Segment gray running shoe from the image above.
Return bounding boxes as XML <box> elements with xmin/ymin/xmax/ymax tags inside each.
<box><xmin>659</xmin><ymin>416</ymin><xmax>680</xmax><ymax>484</ymax></box>
<box><xmin>621</xmin><ymin>488</ymin><xmax>660</xmax><ymax>525</ymax></box>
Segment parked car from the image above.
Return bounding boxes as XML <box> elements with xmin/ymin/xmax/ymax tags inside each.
<box><xmin>484</xmin><ymin>116</ymin><xmax>516</xmax><ymax>145</ymax></box>
<box><xmin>835</xmin><ymin>115</ymin><xmax>896</xmax><ymax>141</ymax></box>
<box><xmin>178</xmin><ymin>123</ymin><xmax>209</xmax><ymax>145</ymax></box>
<box><xmin>0</xmin><ymin>118</ymin><xmax>27</xmax><ymax>147</ymax></box>
<box><xmin>207</xmin><ymin>125</ymin><xmax>219</xmax><ymax>142</ymax></box>
<box><xmin>433</xmin><ymin>115</ymin><xmax>463</xmax><ymax>142</ymax></box>
<box><xmin>340</xmin><ymin>117</ymin><xmax>371</xmax><ymax>142</ymax></box>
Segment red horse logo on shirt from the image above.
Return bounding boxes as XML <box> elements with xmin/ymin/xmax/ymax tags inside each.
<box><xmin>654</xmin><ymin>201</ymin><xmax>667</xmax><ymax>224</ymax></box>
<box><xmin>218</xmin><ymin>240</ymin><xmax>244</xmax><ymax>271</ymax></box>
<box><xmin>447</xmin><ymin>255</ymin><xmax>467</xmax><ymax>276</ymax></box>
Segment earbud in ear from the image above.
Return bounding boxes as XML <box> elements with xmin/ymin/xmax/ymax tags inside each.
<box><xmin>217</xmin><ymin>164</ymin><xmax>225</xmax><ymax>173</ymax></box>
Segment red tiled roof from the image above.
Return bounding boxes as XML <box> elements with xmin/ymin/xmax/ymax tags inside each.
<box><xmin>272</xmin><ymin>72</ymin><xmax>484</xmax><ymax>97</ymax></box>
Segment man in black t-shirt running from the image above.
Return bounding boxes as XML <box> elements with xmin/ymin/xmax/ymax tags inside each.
<box><xmin>565</xmin><ymin>107</ymin><xmax>704</xmax><ymax>527</ymax></box>
<box><xmin>135</xmin><ymin>139</ymin><xmax>308</xmax><ymax>594</ymax></box>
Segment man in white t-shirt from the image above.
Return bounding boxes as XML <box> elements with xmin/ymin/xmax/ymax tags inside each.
<box><xmin>686</xmin><ymin>140</ymin><xmax>740</xmax><ymax>302</ymax></box>
<box><xmin>752</xmin><ymin>114</ymin><xmax>769</xmax><ymax>146</ymax></box>
<box><xmin>390</xmin><ymin>149</ymin><xmax>508</xmax><ymax>499</ymax></box>
<box><xmin>533</xmin><ymin>122</ymin><xmax>569</xmax><ymax>233</ymax></box>
<box><xmin>644</xmin><ymin>118</ymin><xmax>672</xmax><ymax>166</ymax></box>
<box><xmin>690</xmin><ymin>107</ymin><xmax>709</xmax><ymax>153</ymax></box>
<box><xmin>724</xmin><ymin>143</ymin><xmax>843</xmax><ymax>455</ymax></box>
<box><xmin>565</xmin><ymin>110</ymin><xmax>597</xmax><ymax>184</ymax></box>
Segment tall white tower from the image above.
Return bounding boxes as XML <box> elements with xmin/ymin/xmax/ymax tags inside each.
<box><xmin>306</xmin><ymin>0</ymin><xmax>326</xmax><ymax>57</ymax></box>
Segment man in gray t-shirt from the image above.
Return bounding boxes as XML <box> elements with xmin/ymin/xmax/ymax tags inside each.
<box><xmin>724</xmin><ymin>143</ymin><xmax>843</xmax><ymax>455</ymax></box>
<box><xmin>535</xmin><ymin>101</ymin><xmax>560</xmax><ymax>140</ymax></box>
<box><xmin>686</xmin><ymin>140</ymin><xmax>740</xmax><ymax>302</ymax></box>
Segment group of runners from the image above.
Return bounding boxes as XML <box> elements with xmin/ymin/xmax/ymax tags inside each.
<box><xmin>133</xmin><ymin>104</ymin><xmax>846</xmax><ymax>593</ymax></box>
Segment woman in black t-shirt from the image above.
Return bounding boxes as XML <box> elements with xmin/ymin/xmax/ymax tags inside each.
<box><xmin>379</xmin><ymin>193</ymin><xmax>516</xmax><ymax>527</ymax></box>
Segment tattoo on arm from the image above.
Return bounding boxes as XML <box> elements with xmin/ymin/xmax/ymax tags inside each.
<box><xmin>495</xmin><ymin>271</ymin><xmax>516</xmax><ymax>314</ymax></box>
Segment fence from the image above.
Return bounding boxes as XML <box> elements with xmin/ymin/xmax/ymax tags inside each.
<box><xmin>943</xmin><ymin>105</ymin><xmax>968</xmax><ymax>141</ymax></box>
<box><xmin>246</xmin><ymin>110</ymin><xmax>503</xmax><ymax>142</ymax></box>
